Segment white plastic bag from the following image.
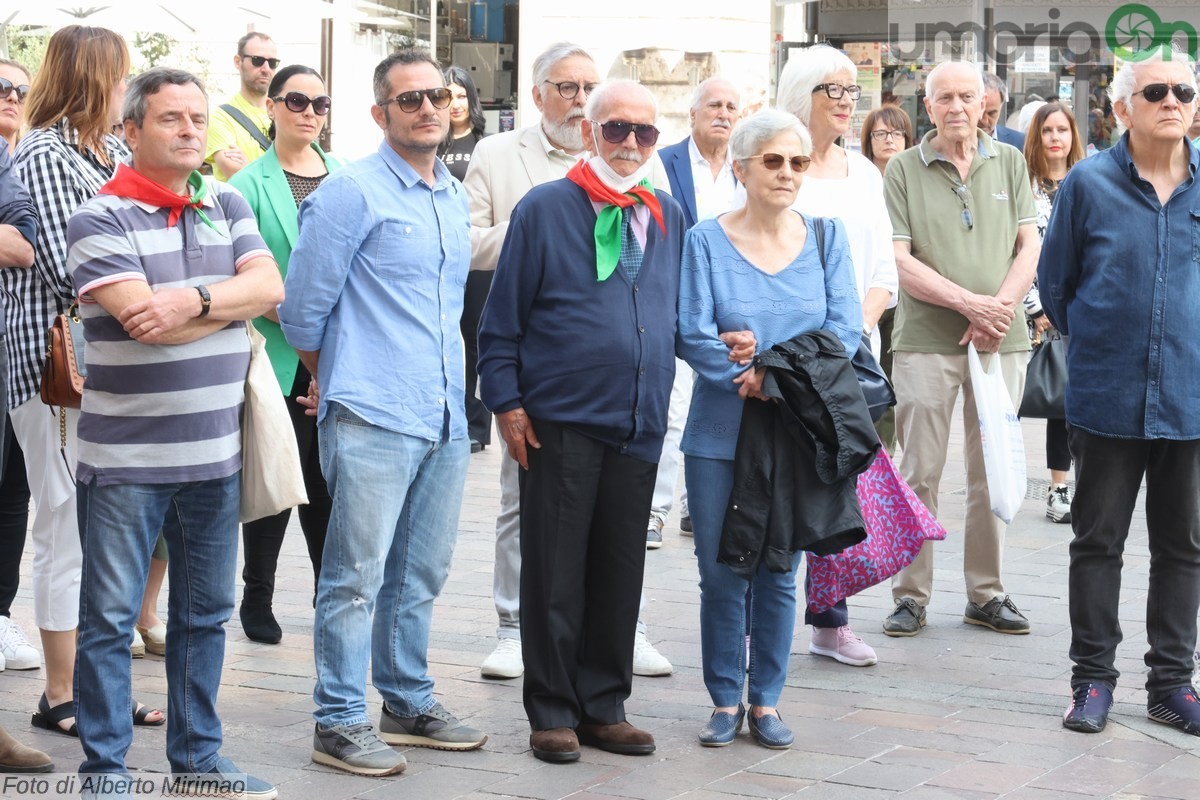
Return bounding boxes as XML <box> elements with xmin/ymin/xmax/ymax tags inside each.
<box><xmin>967</xmin><ymin>343</ymin><xmax>1027</xmax><ymax>523</ymax></box>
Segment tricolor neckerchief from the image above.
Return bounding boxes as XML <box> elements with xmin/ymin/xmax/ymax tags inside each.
<box><xmin>566</xmin><ymin>159</ymin><xmax>665</xmax><ymax>281</ymax></box>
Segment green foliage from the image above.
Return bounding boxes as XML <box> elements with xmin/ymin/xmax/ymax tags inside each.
<box><xmin>133</xmin><ymin>31</ymin><xmax>177</xmax><ymax>71</ymax></box>
<box><xmin>2</xmin><ymin>25</ymin><xmax>50</xmax><ymax>76</ymax></box>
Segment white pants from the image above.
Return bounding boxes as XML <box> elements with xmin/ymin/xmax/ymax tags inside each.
<box><xmin>9</xmin><ymin>398</ymin><xmax>81</xmax><ymax>631</ymax></box>
<box><xmin>650</xmin><ymin>360</ymin><xmax>692</xmax><ymax>518</ymax></box>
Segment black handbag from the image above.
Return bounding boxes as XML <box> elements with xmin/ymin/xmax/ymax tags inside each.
<box><xmin>1019</xmin><ymin>333</ymin><xmax>1067</xmax><ymax>419</ymax></box>
<box><xmin>813</xmin><ymin>218</ymin><xmax>897</xmax><ymax>423</ymax></box>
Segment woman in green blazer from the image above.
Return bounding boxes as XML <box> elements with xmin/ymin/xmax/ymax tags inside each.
<box><xmin>230</xmin><ymin>64</ymin><xmax>342</xmax><ymax>644</ymax></box>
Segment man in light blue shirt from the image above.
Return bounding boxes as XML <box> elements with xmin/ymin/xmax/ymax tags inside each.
<box><xmin>279</xmin><ymin>49</ymin><xmax>485</xmax><ymax>778</ymax></box>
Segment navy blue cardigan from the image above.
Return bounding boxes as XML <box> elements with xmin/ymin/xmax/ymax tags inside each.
<box><xmin>478</xmin><ymin>178</ymin><xmax>684</xmax><ymax>463</ymax></box>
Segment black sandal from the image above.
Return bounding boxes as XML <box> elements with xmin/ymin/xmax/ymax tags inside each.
<box><xmin>31</xmin><ymin>694</ymin><xmax>77</xmax><ymax>737</ymax></box>
<box><xmin>132</xmin><ymin>700</ymin><xmax>165</xmax><ymax>727</ymax></box>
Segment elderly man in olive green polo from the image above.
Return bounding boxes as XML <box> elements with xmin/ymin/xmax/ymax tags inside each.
<box><xmin>881</xmin><ymin>61</ymin><xmax>1040</xmax><ymax>638</ymax></box>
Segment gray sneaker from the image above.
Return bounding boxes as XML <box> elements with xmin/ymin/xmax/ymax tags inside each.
<box><xmin>312</xmin><ymin>722</ymin><xmax>406</xmax><ymax>776</ymax></box>
<box><xmin>380</xmin><ymin>701</ymin><xmax>488</xmax><ymax>750</ymax></box>
<box><xmin>882</xmin><ymin>598</ymin><xmax>926</xmax><ymax>637</ymax></box>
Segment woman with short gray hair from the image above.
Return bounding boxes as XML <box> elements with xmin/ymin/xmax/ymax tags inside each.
<box><xmin>775</xmin><ymin>43</ymin><xmax>898</xmax><ymax>669</ymax></box>
<box><xmin>678</xmin><ymin>108</ymin><xmax>862</xmax><ymax>750</ymax></box>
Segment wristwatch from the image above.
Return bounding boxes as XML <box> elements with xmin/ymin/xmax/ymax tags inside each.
<box><xmin>195</xmin><ymin>285</ymin><xmax>211</xmax><ymax>317</ymax></box>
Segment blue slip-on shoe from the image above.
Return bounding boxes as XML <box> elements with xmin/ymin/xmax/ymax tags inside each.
<box><xmin>747</xmin><ymin>710</ymin><xmax>793</xmax><ymax>749</ymax></box>
<box><xmin>698</xmin><ymin>704</ymin><xmax>745</xmax><ymax>747</ymax></box>
<box><xmin>169</xmin><ymin>756</ymin><xmax>278</xmax><ymax>799</ymax></box>
<box><xmin>1148</xmin><ymin>686</ymin><xmax>1200</xmax><ymax>736</ymax></box>
<box><xmin>1062</xmin><ymin>682</ymin><xmax>1113</xmax><ymax>733</ymax></box>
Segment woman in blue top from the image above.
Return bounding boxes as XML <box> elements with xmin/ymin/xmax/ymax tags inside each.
<box><xmin>229</xmin><ymin>64</ymin><xmax>341</xmax><ymax>644</ymax></box>
<box><xmin>678</xmin><ymin>109</ymin><xmax>862</xmax><ymax>749</ymax></box>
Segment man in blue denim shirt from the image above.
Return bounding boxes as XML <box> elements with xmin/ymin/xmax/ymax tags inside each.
<box><xmin>1040</xmin><ymin>52</ymin><xmax>1200</xmax><ymax>737</ymax></box>
<box><xmin>280</xmin><ymin>50</ymin><xmax>486</xmax><ymax>777</ymax></box>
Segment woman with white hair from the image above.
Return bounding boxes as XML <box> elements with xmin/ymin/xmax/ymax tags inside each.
<box><xmin>774</xmin><ymin>43</ymin><xmax>898</xmax><ymax>669</ymax></box>
<box><xmin>678</xmin><ymin>109</ymin><xmax>862</xmax><ymax>749</ymax></box>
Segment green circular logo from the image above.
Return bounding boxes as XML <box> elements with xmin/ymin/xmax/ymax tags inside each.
<box><xmin>1107</xmin><ymin>3</ymin><xmax>1163</xmax><ymax>61</ymax></box>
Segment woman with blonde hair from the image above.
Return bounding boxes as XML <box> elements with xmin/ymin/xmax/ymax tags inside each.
<box><xmin>8</xmin><ymin>25</ymin><xmax>162</xmax><ymax>738</ymax></box>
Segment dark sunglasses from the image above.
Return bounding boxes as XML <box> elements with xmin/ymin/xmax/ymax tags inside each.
<box><xmin>242</xmin><ymin>55</ymin><xmax>281</xmax><ymax>69</ymax></box>
<box><xmin>1134</xmin><ymin>82</ymin><xmax>1197</xmax><ymax>103</ymax></box>
<box><xmin>273</xmin><ymin>91</ymin><xmax>331</xmax><ymax>115</ymax></box>
<box><xmin>0</xmin><ymin>77</ymin><xmax>30</xmax><ymax>103</ymax></box>
<box><xmin>593</xmin><ymin>120</ymin><xmax>660</xmax><ymax>147</ymax></box>
<box><xmin>750</xmin><ymin>152</ymin><xmax>811</xmax><ymax>172</ymax></box>
<box><xmin>380</xmin><ymin>87</ymin><xmax>453</xmax><ymax>113</ymax></box>
<box><xmin>953</xmin><ymin>183</ymin><xmax>973</xmax><ymax>231</ymax></box>
<box><xmin>543</xmin><ymin>80</ymin><xmax>598</xmax><ymax>100</ymax></box>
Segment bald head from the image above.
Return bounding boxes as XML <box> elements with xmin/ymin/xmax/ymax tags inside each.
<box><xmin>582</xmin><ymin>80</ymin><xmax>660</xmax><ymax>179</ymax></box>
<box><xmin>585</xmin><ymin>79</ymin><xmax>658</xmax><ymax>122</ymax></box>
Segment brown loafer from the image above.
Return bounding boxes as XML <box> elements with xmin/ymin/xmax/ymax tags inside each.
<box><xmin>530</xmin><ymin>727</ymin><xmax>580</xmax><ymax>763</ymax></box>
<box><xmin>577</xmin><ymin>721</ymin><xmax>656</xmax><ymax>755</ymax></box>
<box><xmin>0</xmin><ymin>726</ymin><xmax>53</xmax><ymax>773</ymax></box>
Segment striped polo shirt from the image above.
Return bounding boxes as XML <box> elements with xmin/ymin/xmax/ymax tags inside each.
<box><xmin>65</xmin><ymin>178</ymin><xmax>271</xmax><ymax>486</ymax></box>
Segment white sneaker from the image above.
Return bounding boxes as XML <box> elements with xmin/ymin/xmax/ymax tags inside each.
<box><xmin>632</xmin><ymin>630</ymin><xmax>672</xmax><ymax>676</ymax></box>
<box><xmin>481</xmin><ymin>638</ymin><xmax>523</xmax><ymax>679</ymax></box>
<box><xmin>0</xmin><ymin>616</ymin><xmax>40</xmax><ymax>670</ymax></box>
<box><xmin>646</xmin><ymin>514</ymin><xmax>664</xmax><ymax>550</ymax></box>
<box><xmin>0</xmin><ymin>647</ymin><xmax>5</xmax><ymax>671</ymax></box>
<box><xmin>1047</xmin><ymin>484</ymin><xmax>1072</xmax><ymax>523</ymax></box>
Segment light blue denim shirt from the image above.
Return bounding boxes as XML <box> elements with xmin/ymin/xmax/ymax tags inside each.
<box><xmin>1039</xmin><ymin>133</ymin><xmax>1200</xmax><ymax>440</ymax></box>
<box><xmin>279</xmin><ymin>141</ymin><xmax>470</xmax><ymax>440</ymax></box>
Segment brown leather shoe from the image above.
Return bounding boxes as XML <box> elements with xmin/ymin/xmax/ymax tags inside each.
<box><xmin>530</xmin><ymin>727</ymin><xmax>580</xmax><ymax>763</ymax></box>
<box><xmin>577</xmin><ymin>721</ymin><xmax>656</xmax><ymax>755</ymax></box>
<box><xmin>0</xmin><ymin>725</ymin><xmax>53</xmax><ymax>773</ymax></box>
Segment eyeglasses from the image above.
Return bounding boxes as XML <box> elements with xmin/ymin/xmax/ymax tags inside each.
<box><xmin>1133</xmin><ymin>83</ymin><xmax>1197</xmax><ymax>103</ymax></box>
<box><xmin>241</xmin><ymin>55</ymin><xmax>281</xmax><ymax>70</ymax></box>
<box><xmin>0</xmin><ymin>77</ymin><xmax>29</xmax><ymax>103</ymax></box>
<box><xmin>273</xmin><ymin>92</ymin><xmax>331</xmax><ymax>116</ymax></box>
<box><xmin>543</xmin><ymin>80</ymin><xmax>598</xmax><ymax>100</ymax></box>
<box><xmin>812</xmin><ymin>83</ymin><xmax>863</xmax><ymax>101</ymax></box>
<box><xmin>593</xmin><ymin>120</ymin><xmax>661</xmax><ymax>147</ymax></box>
<box><xmin>953</xmin><ymin>183</ymin><xmax>973</xmax><ymax>230</ymax></box>
<box><xmin>749</xmin><ymin>153</ymin><xmax>812</xmax><ymax>172</ymax></box>
<box><xmin>379</xmin><ymin>87</ymin><xmax>453</xmax><ymax>113</ymax></box>
<box><xmin>870</xmin><ymin>129</ymin><xmax>905</xmax><ymax>142</ymax></box>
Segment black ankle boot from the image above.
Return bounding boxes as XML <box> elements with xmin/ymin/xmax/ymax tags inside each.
<box><xmin>239</xmin><ymin>599</ymin><xmax>282</xmax><ymax>644</ymax></box>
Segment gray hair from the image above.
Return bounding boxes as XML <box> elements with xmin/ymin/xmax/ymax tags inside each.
<box><xmin>729</xmin><ymin>108</ymin><xmax>812</xmax><ymax>162</ymax></box>
<box><xmin>584</xmin><ymin>80</ymin><xmax>658</xmax><ymax>121</ymax></box>
<box><xmin>1109</xmin><ymin>49</ymin><xmax>1198</xmax><ymax>134</ymax></box>
<box><xmin>775</xmin><ymin>44</ymin><xmax>858</xmax><ymax>125</ymax></box>
<box><xmin>689</xmin><ymin>77</ymin><xmax>741</xmax><ymax>113</ymax></box>
<box><xmin>123</xmin><ymin>67</ymin><xmax>206</xmax><ymax>127</ymax></box>
<box><xmin>532</xmin><ymin>42</ymin><xmax>592</xmax><ymax>88</ymax></box>
<box><xmin>982</xmin><ymin>71</ymin><xmax>1008</xmax><ymax>103</ymax></box>
<box><xmin>925</xmin><ymin>60</ymin><xmax>985</xmax><ymax>101</ymax></box>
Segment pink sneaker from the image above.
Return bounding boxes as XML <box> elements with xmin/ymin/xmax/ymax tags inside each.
<box><xmin>809</xmin><ymin>625</ymin><xmax>878</xmax><ymax>667</ymax></box>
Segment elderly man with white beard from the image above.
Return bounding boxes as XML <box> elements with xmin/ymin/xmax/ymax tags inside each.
<box><xmin>478</xmin><ymin>80</ymin><xmax>696</xmax><ymax>764</ymax></box>
<box><xmin>463</xmin><ymin>43</ymin><xmax>674</xmax><ymax>683</ymax></box>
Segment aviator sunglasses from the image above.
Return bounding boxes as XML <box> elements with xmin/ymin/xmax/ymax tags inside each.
<box><xmin>749</xmin><ymin>152</ymin><xmax>812</xmax><ymax>172</ymax></box>
<box><xmin>273</xmin><ymin>91</ymin><xmax>331</xmax><ymax>115</ymax></box>
<box><xmin>0</xmin><ymin>77</ymin><xmax>30</xmax><ymax>103</ymax></box>
<box><xmin>1133</xmin><ymin>83</ymin><xmax>1197</xmax><ymax>103</ymax></box>
<box><xmin>380</xmin><ymin>87</ymin><xmax>453</xmax><ymax>113</ymax></box>
<box><xmin>593</xmin><ymin>120</ymin><xmax>661</xmax><ymax>147</ymax></box>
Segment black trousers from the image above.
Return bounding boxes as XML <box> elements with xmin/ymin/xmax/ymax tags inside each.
<box><xmin>1046</xmin><ymin>418</ymin><xmax>1071</xmax><ymax>472</ymax></box>
<box><xmin>519</xmin><ymin>418</ymin><xmax>655</xmax><ymax>730</ymax></box>
<box><xmin>0</xmin><ymin>417</ymin><xmax>29</xmax><ymax>617</ymax></box>
<box><xmin>462</xmin><ymin>270</ymin><xmax>493</xmax><ymax>445</ymax></box>
<box><xmin>1067</xmin><ymin>429</ymin><xmax>1200</xmax><ymax>701</ymax></box>
<box><xmin>240</xmin><ymin>363</ymin><xmax>331</xmax><ymax>603</ymax></box>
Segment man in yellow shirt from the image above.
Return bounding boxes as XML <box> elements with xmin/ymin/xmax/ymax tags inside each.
<box><xmin>205</xmin><ymin>32</ymin><xmax>278</xmax><ymax>181</ymax></box>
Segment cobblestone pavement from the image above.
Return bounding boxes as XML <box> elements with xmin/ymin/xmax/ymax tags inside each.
<box><xmin>2</xmin><ymin>410</ymin><xmax>1198</xmax><ymax>799</ymax></box>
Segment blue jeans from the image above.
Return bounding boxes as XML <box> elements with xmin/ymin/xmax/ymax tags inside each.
<box><xmin>313</xmin><ymin>402</ymin><xmax>469</xmax><ymax>727</ymax></box>
<box><xmin>686</xmin><ymin>456</ymin><xmax>801</xmax><ymax>708</ymax></box>
<box><xmin>76</xmin><ymin>473</ymin><xmax>239</xmax><ymax>775</ymax></box>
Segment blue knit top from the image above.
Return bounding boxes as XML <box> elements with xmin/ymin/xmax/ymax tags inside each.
<box><xmin>677</xmin><ymin>213</ymin><xmax>863</xmax><ymax>461</ymax></box>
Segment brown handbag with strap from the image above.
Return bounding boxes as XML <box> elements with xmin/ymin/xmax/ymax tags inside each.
<box><xmin>39</xmin><ymin>303</ymin><xmax>86</xmax><ymax>409</ymax></box>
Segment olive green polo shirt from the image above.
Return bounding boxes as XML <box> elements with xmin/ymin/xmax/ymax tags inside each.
<box><xmin>884</xmin><ymin>129</ymin><xmax>1036</xmax><ymax>354</ymax></box>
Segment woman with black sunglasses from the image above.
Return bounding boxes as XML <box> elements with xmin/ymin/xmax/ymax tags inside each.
<box><xmin>678</xmin><ymin>109</ymin><xmax>862</xmax><ymax>749</ymax></box>
<box><xmin>0</xmin><ymin>59</ymin><xmax>30</xmax><ymax>153</ymax></box>
<box><xmin>440</xmin><ymin>66</ymin><xmax>493</xmax><ymax>452</ymax></box>
<box><xmin>229</xmin><ymin>64</ymin><xmax>341</xmax><ymax>644</ymax></box>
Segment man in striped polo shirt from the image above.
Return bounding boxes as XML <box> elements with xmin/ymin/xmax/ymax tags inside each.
<box><xmin>65</xmin><ymin>68</ymin><xmax>283</xmax><ymax>799</ymax></box>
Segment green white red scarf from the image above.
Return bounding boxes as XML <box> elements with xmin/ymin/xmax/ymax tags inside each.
<box><xmin>566</xmin><ymin>159</ymin><xmax>665</xmax><ymax>281</ymax></box>
<box><xmin>99</xmin><ymin>163</ymin><xmax>223</xmax><ymax>235</ymax></box>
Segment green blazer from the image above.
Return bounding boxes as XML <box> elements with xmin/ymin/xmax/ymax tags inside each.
<box><xmin>229</xmin><ymin>143</ymin><xmax>343</xmax><ymax>393</ymax></box>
